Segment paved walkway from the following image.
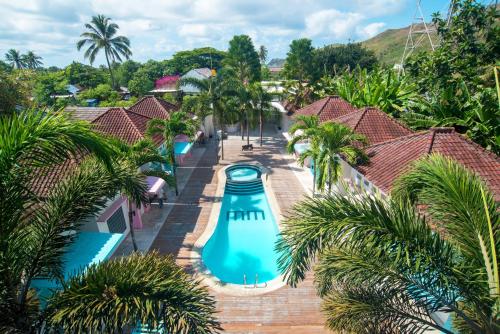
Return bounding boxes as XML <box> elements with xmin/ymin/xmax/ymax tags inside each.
<box><xmin>150</xmin><ymin>129</ymin><xmax>329</xmax><ymax>333</ymax></box>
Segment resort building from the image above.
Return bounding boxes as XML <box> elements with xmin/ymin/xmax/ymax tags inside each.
<box><xmin>180</xmin><ymin>67</ymin><xmax>212</xmax><ymax>94</ymax></box>
<box><xmin>150</xmin><ymin>74</ymin><xmax>181</xmax><ymax>94</ymax></box>
<box><xmin>289</xmin><ymin>97</ymin><xmax>500</xmax><ymax>201</ymax></box>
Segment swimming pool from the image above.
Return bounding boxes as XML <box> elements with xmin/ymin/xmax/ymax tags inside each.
<box><xmin>201</xmin><ymin>164</ymin><xmax>281</xmax><ymax>285</ymax></box>
<box><xmin>174</xmin><ymin>141</ymin><xmax>192</xmax><ymax>155</ymax></box>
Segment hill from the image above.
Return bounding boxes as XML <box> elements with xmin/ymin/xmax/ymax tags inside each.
<box><xmin>361</xmin><ymin>24</ymin><xmax>437</xmax><ymax>66</ymax></box>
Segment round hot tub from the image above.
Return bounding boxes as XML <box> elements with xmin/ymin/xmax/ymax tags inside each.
<box><xmin>226</xmin><ymin>164</ymin><xmax>261</xmax><ymax>182</ymax></box>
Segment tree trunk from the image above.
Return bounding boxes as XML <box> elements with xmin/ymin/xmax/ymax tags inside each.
<box><xmin>259</xmin><ymin>109</ymin><xmax>263</xmax><ymax>146</ymax></box>
<box><xmin>328</xmin><ymin>164</ymin><xmax>332</xmax><ymax>195</ymax></box>
<box><xmin>241</xmin><ymin>118</ymin><xmax>244</xmax><ymax>140</ymax></box>
<box><xmin>104</xmin><ymin>49</ymin><xmax>116</xmax><ymax>89</ymax></box>
<box><xmin>312</xmin><ymin>162</ymin><xmax>316</xmax><ymax>197</ymax></box>
<box><xmin>127</xmin><ymin>199</ymin><xmax>138</xmax><ymax>252</ymax></box>
<box><xmin>246</xmin><ymin>110</ymin><xmax>250</xmax><ymax>146</ymax></box>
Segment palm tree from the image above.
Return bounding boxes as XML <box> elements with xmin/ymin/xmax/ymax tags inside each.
<box><xmin>111</xmin><ymin>138</ymin><xmax>175</xmax><ymax>252</ymax></box>
<box><xmin>259</xmin><ymin>45</ymin><xmax>268</xmax><ymax>65</ymax></box>
<box><xmin>22</xmin><ymin>51</ymin><xmax>43</xmax><ymax>69</ymax></box>
<box><xmin>249</xmin><ymin>82</ymin><xmax>272</xmax><ymax>146</ymax></box>
<box><xmin>276</xmin><ymin>154</ymin><xmax>499</xmax><ymax>333</ymax></box>
<box><xmin>0</xmin><ymin>111</ymin><xmax>219</xmax><ymax>332</ymax></box>
<box><xmin>5</xmin><ymin>49</ymin><xmax>25</xmax><ymax>69</ymax></box>
<box><xmin>77</xmin><ymin>15</ymin><xmax>132</xmax><ymax>88</ymax></box>
<box><xmin>46</xmin><ymin>251</ymin><xmax>221</xmax><ymax>333</ymax></box>
<box><xmin>178</xmin><ymin>72</ymin><xmax>237</xmax><ymax>160</ymax></box>
<box><xmin>147</xmin><ymin>112</ymin><xmax>198</xmax><ymax>196</ymax></box>
<box><xmin>287</xmin><ymin>116</ymin><xmax>366</xmax><ymax>194</ymax></box>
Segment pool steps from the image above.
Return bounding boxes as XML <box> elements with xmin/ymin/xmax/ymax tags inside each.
<box><xmin>226</xmin><ymin>210</ymin><xmax>266</xmax><ymax>220</ymax></box>
<box><xmin>225</xmin><ymin>179</ymin><xmax>264</xmax><ymax>195</ymax></box>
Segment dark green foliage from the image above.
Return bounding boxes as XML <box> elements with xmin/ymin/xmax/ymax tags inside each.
<box><xmin>405</xmin><ymin>0</ymin><xmax>500</xmax><ymax>153</ymax></box>
<box><xmin>165</xmin><ymin>47</ymin><xmax>226</xmax><ymax>74</ymax></box>
<box><xmin>314</xmin><ymin>43</ymin><xmax>378</xmax><ymax>77</ymax></box>
<box><xmin>33</xmin><ymin>70</ymin><xmax>69</xmax><ymax>107</ymax></box>
<box><xmin>115</xmin><ymin>59</ymin><xmax>141</xmax><ymax>87</ymax></box>
<box><xmin>129</xmin><ymin>69</ymin><xmax>154</xmax><ymax>96</ymax></box>
<box><xmin>46</xmin><ymin>252</ymin><xmax>221</xmax><ymax>333</ymax></box>
<box><xmin>225</xmin><ymin>35</ymin><xmax>261</xmax><ymax>83</ymax></box>
<box><xmin>65</xmin><ymin>61</ymin><xmax>109</xmax><ymax>88</ymax></box>
<box><xmin>283</xmin><ymin>38</ymin><xmax>316</xmax><ymax>82</ymax></box>
<box><xmin>0</xmin><ymin>70</ymin><xmax>31</xmax><ymax>114</ymax></box>
<box><xmin>276</xmin><ymin>154</ymin><xmax>499</xmax><ymax>333</ymax></box>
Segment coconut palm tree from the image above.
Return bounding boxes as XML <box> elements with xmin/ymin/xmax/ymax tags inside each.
<box><xmin>22</xmin><ymin>51</ymin><xmax>43</xmax><ymax>69</ymax></box>
<box><xmin>249</xmin><ymin>82</ymin><xmax>272</xmax><ymax>146</ymax></box>
<box><xmin>5</xmin><ymin>49</ymin><xmax>26</xmax><ymax>69</ymax></box>
<box><xmin>0</xmin><ymin>111</ymin><xmax>219</xmax><ymax>332</ymax></box>
<box><xmin>147</xmin><ymin>111</ymin><xmax>198</xmax><ymax>196</ymax></box>
<box><xmin>111</xmin><ymin>138</ymin><xmax>175</xmax><ymax>252</ymax></box>
<box><xmin>46</xmin><ymin>251</ymin><xmax>221</xmax><ymax>333</ymax></box>
<box><xmin>77</xmin><ymin>15</ymin><xmax>132</xmax><ymax>88</ymax></box>
<box><xmin>276</xmin><ymin>154</ymin><xmax>499</xmax><ymax>333</ymax></box>
<box><xmin>287</xmin><ymin>116</ymin><xmax>366</xmax><ymax>194</ymax></box>
<box><xmin>178</xmin><ymin>71</ymin><xmax>237</xmax><ymax>160</ymax></box>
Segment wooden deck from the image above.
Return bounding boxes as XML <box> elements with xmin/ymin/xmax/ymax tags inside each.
<box><xmin>150</xmin><ymin>131</ymin><xmax>329</xmax><ymax>333</ymax></box>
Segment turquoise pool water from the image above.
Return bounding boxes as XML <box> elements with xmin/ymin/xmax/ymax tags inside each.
<box><xmin>174</xmin><ymin>141</ymin><xmax>192</xmax><ymax>155</ymax></box>
<box><xmin>31</xmin><ymin>231</ymin><xmax>123</xmax><ymax>304</ymax></box>
<box><xmin>228</xmin><ymin>167</ymin><xmax>258</xmax><ymax>181</ymax></box>
<box><xmin>202</xmin><ymin>165</ymin><xmax>281</xmax><ymax>285</ymax></box>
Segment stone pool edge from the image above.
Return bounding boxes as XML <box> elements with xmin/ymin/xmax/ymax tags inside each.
<box><xmin>190</xmin><ymin>163</ymin><xmax>287</xmax><ymax>296</ymax></box>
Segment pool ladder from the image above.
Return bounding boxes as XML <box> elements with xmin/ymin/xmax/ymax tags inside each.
<box><xmin>243</xmin><ymin>273</ymin><xmax>267</xmax><ymax>288</ymax></box>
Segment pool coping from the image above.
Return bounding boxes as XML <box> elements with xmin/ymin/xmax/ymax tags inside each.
<box><xmin>190</xmin><ymin>163</ymin><xmax>287</xmax><ymax>296</ymax></box>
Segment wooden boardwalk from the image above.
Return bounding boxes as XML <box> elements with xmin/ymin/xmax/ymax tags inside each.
<box><xmin>150</xmin><ymin>132</ymin><xmax>329</xmax><ymax>333</ymax></box>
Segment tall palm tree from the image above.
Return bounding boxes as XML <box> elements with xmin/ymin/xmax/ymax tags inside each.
<box><xmin>46</xmin><ymin>251</ymin><xmax>221</xmax><ymax>333</ymax></box>
<box><xmin>276</xmin><ymin>154</ymin><xmax>499</xmax><ymax>333</ymax></box>
<box><xmin>0</xmin><ymin>111</ymin><xmax>219</xmax><ymax>332</ymax></box>
<box><xmin>147</xmin><ymin>111</ymin><xmax>198</xmax><ymax>196</ymax></box>
<box><xmin>77</xmin><ymin>15</ymin><xmax>132</xmax><ymax>88</ymax></box>
<box><xmin>287</xmin><ymin>116</ymin><xmax>366</xmax><ymax>194</ymax></box>
<box><xmin>178</xmin><ymin>71</ymin><xmax>237</xmax><ymax>160</ymax></box>
<box><xmin>249</xmin><ymin>82</ymin><xmax>272</xmax><ymax>146</ymax></box>
<box><xmin>5</xmin><ymin>49</ymin><xmax>25</xmax><ymax>69</ymax></box>
<box><xmin>111</xmin><ymin>138</ymin><xmax>175</xmax><ymax>252</ymax></box>
<box><xmin>22</xmin><ymin>51</ymin><xmax>43</xmax><ymax>69</ymax></box>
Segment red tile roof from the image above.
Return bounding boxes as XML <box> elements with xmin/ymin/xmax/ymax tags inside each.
<box><xmin>357</xmin><ymin>128</ymin><xmax>500</xmax><ymax>200</ymax></box>
<box><xmin>30</xmin><ymin>158</ymin><xmax>79</xmax><ymax>198</ymax></box>
<box><xmin>294</xmin><ymin>96</ymin><xmax>358</xmax><ymax>122</ymax></box>
<box><xmin>333</xmin><ymin>107</ymin><xmax>413</xmax><ymax>145</ymax></box>
<box><xmin>128</xmin><ymin>95</ymin><xmax>178</xmax><ymax>120</ymax></box>
<box><xmin>92</xmin><ymin>107</ymin><xmax>163</xmax><ymax>146</ymax></box>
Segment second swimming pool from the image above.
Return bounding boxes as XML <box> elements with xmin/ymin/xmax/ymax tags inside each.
<box><xmin>201</xmin><ymin>164</ymin><xmax>282</xmax><ymax>285</ymax></box>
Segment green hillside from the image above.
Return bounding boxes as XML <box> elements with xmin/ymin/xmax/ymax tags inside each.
<box><xmin>361</xmin><ymin>24</ymin><xmax>437</xmax><ymax>66</ymax></box>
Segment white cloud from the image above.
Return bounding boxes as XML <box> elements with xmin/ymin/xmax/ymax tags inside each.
<box><xmin>357</xmin><ymin>22</ymin><xmax>386</xmax><ymax>39</ymax></box>
<box><xmin>0</xmin><ymin>0</ymin><xmax>412</xmax><ymax>66</ymax></box>
<box><xmin>304</xmin><ymin>9</ymin><xmax>364</xmax><ymax>39</ymax></box>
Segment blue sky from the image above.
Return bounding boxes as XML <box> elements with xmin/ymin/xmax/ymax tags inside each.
<box><xmin>0</xmin><ymin>0</ymin><xmax>453</xmax><ymax>67</ymax></box>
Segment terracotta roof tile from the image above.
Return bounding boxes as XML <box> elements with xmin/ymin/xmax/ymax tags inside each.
<box><xmin>294</xmin><ymin>96</ymin><xmax>358</xmax><ymax>122</ymax></box>
<box><xmin>128</xmin><ymin>95</ymin><xmax>178</xmax><ymax>120</ymax></box>
<box><xmin>92</xmin><ymin>107</ymin><xmax>163</xmax><ymax>146</ymax></box>
<box><xmin>64</xmin><ymin>106</ymin><xmax>110</xmax><ymax>122</ymax></box>
<box><xmin>358</xmin><ymin>128</ymin><xmax>500</xmax><ymax>200</ymax></box>
<box><xmin>333</xmin><ymin>107</ymin><xmax>413</xmax><ymax>145</ymax></box>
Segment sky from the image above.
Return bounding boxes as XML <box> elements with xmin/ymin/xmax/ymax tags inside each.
<box><xmin>0</xmin><ymin>0</ymin><xmax>454</xmax><ymax>67</ymax></box>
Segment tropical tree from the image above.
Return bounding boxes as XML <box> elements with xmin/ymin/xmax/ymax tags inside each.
<box><xmin>224</xmin><ymin>35</ymin><xmax>261</xmax><ymax>84</ymax></box>
<box><xmin>22</xmin><ymin>51</ymin><xmax>43</xmax><ymax>69</ymax></box>
<box><xmin>0</xmin><ymin>110</ymin><xmax>219</xmax><ymax>332</ymax></box>
<box><xmin>276</xmin><ymin>154</ymin><xmax>499</xmax><ymax>333</ymax></box>
<box><xmin>5</xmin><ymin>49</ymin><xmax>25</xmax><ymax>69</ymax></box>
<box><xmin>249</xmin><ymin>82</ymin><xmax>272</xmax><ymax>146</ymax></box>
<box><xmin>316</xmin><ymin>67</ymin><xmax>421</xmax><ymax>117</ymax></box>
<box><xmin>178</xmin><ymin>71</ymin><xmax>237</xmax><ymax>160</ymax></box>
<box><xmin>258</xmin><ymin>45</ymin><xmax>268</xmax><ymax>65</ymax></box>
<box><xmin>287</xmin><ymin>117</ymin><xmax>366</xmax><ymax>194</ymax></box>
<box><xmin>46</xmin><ymin>251</ymin><xmax>221</xmax><ymax>333</ymax></box>
<box><xmin>147</xmin><ymin>111</ymin><xmax>198</xmax><ymax>196</ymax></box>
<box><xmin>110</xmin><ymin>138</ymin><xmax>174</xmax><ymax>252</ymax></box>
<box><xmin>77</xmin><ymin>14</ymin><xmax>132</xmax><ymax>88</ymax></box>
<box><xmin>283</xmin><ymin>38</ymin><xmax>316</xmax><ymax>82</ymax></box>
